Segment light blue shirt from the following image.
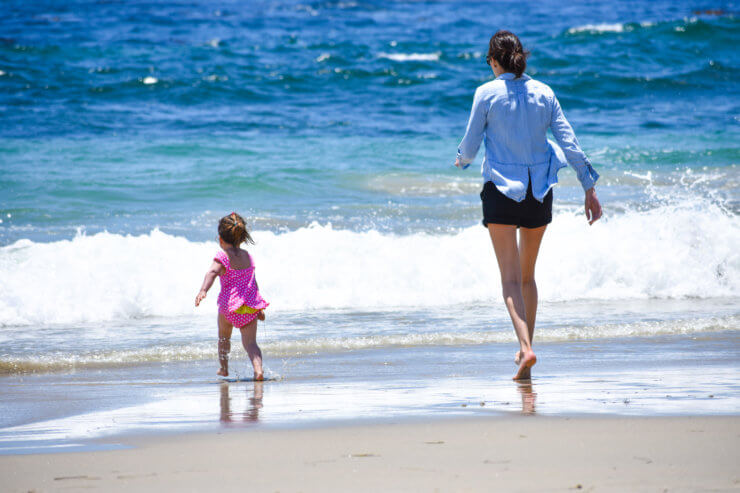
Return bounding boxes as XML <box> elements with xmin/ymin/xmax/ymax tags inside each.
<box><xmin>457</xmin><ymin>73</ymin><xmax>599</xmax><ymax>202</ymax></box>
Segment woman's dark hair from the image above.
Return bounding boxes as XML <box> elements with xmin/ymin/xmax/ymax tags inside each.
<box><xmin>218</xmin><ymin>212</ymin><xmax>254</xmax><ymax>246</ymax></box>
<box><xmin>487</xmin><ymin>30</ymin><xmax>529</xmax><ymax>78</ymax></box>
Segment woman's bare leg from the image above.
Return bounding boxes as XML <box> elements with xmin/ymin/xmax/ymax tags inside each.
<box><xmin>515</xmin><ymin>225</ymin><xmax>547</xmax><ymax>378</ymax></box>
<box><xmin>239</xmin><ymin>318</ymin><xmax>263</xmax><ymax>381</ymax></box>
<box><xmin>217</xmin><ymin>313</ymin><xmax>234</xmax><ymax>376</ymax></box>
<box><xmin>487</xmin><ymin>224</ymin><xmax>536</xmax><ymax>380</ymax></box>
<box><xmin>520</xmin><ymin>225</ymin><xmax>547</xmax><ymax>339</ymax></box>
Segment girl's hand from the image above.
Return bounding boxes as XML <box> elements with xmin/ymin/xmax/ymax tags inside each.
<box><xmin>585</xmin><ymin>188</ymin><xmax>603</xmax><ymax>225</ymax></box>
<box><xmin>195</xmin><ymin>290</ymin><xmax>207</xmax><ymax>307</ymax></box>
<box><xmin>257</xmin><ymin>310</ymin><xmax>265</xmax><ymax>321</ymax></box>
<box><xmin>454</xmin><ymin>157</ymin><xmax>463</xmax><ymax>168</ymax></box>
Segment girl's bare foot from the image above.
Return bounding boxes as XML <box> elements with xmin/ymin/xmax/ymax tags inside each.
<box><xmin>217</xmin><ymin>368</ymin><xmax>228</xmax><ymax>377</ymax></box>
<box><xmin>513</xmin><ymin>351</ymin><xmax>536</xmax><ymax>380</ymax></box>
<box><xmin>254</xmin><ymin>372</ymin><xmax>264</xmax><ymax>381</ymax></box>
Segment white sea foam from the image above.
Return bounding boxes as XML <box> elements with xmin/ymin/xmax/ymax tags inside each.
<box><xmin>378</xmin><ymin>52</ymin><xmax>440</xmax><ymax>62</ymax></box>
<box><xmin>142</xmin><ymin>76</ymin><xmax>158</xmax><ymax>84</ymax></box>
<box><xmin>566</xmin><ymin>19</ymin><xmax>667</xmax><ymax>34</ymax></box>
<box><xmin>365</xmin><ymin>173</ymin><xmax>480</xmax><ymax>196</ymax></box>
<box><xmin>568</xmin><ymin>22</ymin><xmax>627</xmax><ymax>34</ymax></box>
<box><xmin>2</xmin><ymin>316</ymin><xmax>736</xmax><ymax>373</ymax></box>
<box><xmin>0</xmin><ymin>192</ymin><xmax>738</xmax><ymax>326</ymax></box>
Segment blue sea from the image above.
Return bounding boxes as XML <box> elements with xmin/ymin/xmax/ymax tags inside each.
<box><xmin>0</xmin><ymin>0</ymin><xmax>738</xmax><ymax>452</ymax></box>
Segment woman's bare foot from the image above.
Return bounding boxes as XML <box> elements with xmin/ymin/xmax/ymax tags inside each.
<box><xmin>515</xmin><ymin>350</ymin><xmax>522</xmax><ymax>365</ymax></box>
<box><xmin>513</xmin><ymin>350</ymin><xmax>536</xmax><ymax>380</ymax></box>
<box><xmin>217</xmin><ymin>368</ymin><xmax>228</xmax><ymax>377</ymax></box>
<box><xmin>254</xmin><ymin>372</ymin><xmax>264</xmax><ymax>381</ymax></box>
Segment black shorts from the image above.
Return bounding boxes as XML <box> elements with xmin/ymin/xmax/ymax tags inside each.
<box><xmin>481</xmin><ymin>181</ymin><xmax>552</xmax><ymax>229</ymax></box>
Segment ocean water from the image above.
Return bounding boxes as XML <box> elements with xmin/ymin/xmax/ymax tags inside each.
<box><xmin>0</xmin><ymin>0</ymin><xmax>739</xmax><ymax>448</ymax></box>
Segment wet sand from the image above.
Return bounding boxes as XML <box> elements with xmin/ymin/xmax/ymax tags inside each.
<box><xmin>2</xmin><ymin>415</ymin><xmax>738</xmax><ymax>492</ymax></box>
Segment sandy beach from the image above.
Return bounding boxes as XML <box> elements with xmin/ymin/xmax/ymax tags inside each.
<box><xmin>2</xmin><ymin>415</ymin><xmax>738</xmax><ymax>492</ymax></box>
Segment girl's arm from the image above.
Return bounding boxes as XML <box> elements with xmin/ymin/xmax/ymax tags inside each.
<box><xmin>195</xmin><ymin>260</ymin><xmax>225</xmax><ymax>306</ymax></box>
<box><xmin>255</xmin><ymin>277</ymin><xmax>266</xmax><ymax>320</ymax></box>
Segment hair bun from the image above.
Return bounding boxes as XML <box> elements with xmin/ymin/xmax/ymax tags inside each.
<box><xmin>487</xmin><ymin>30</ymin><xmax>529</xmax><ymax>78</ymax></box>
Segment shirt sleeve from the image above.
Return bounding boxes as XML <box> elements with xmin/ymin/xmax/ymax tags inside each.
<box><xmin>549</xmin><ymin>94</ymin><xmax>599</xmax><ymax>191</ymax></box>
<box><xmin>213</xmin><ymin>251</ymin><xmax>229</xmax><ymax>270</ymax></box>
<box><xmin>456</xmin><ymin>87</ymin><xmax>488</xmax><ymax>169</ymax></box>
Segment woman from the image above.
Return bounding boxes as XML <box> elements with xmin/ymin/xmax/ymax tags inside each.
<box><xmin>455</xmin><ymin>30</ymin><xmax>603</xmax><ymax>380</ymax></box>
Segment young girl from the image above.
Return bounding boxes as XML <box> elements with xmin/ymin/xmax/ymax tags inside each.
<box><xmin>195</xmin><ymin>212</ymin><xmax>269</xmax><ymax>380</ymax></box>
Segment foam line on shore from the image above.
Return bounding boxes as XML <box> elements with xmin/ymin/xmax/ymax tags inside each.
<box><xmin>1</xmin><ymin>315</ymin><xmax>736</xmax><ymax>374</ymax></box>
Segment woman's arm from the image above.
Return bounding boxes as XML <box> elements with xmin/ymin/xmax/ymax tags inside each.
<box><xmin>550</xmin><ymin>94</ymin><xmax>602</xmax><ymax>224</ymax></box>
<box><xmin>585</xmin><ymin>187</ymin><xmax>602</xmax><ymax>225</ymax></box>
<box><xmin>195</xmin><ymin>260</ymin><xmax>225</xmax><ymax>306</ymax></box>
<box><xmin>549</xmin><ymin>94</ymin><xmax>599</xmax><ymax>191</ymax></box>
<box><xmin>455</xmin><ymin>87</ymin><xmax>488</xmax><ymax>169</ymax></box>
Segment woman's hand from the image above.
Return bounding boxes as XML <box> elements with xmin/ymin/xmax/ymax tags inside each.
<box><xmin>257</xmin><ymin>310</ymin><xmax>266</xmax><ymax>321</ymax></box>
<box><xmin>454</xmin><ymin>157</ymin><xmax>463</xmax><ymax>168</ymax></box>
<box><xmin>585</xmin><ymin>188</ymin><xmax>602</xmax><ymax>225</ymax></box>
<box><xmin>195</xmin><ymin>290</ymin><xmax>207</xmax><ymax>307</ymax></box>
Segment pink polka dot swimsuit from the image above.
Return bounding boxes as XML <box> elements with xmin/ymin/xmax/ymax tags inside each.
<box><xmin>215</xmin><ymin>250</ymin><xmax>269</xmax><ymax>328</ymax></box>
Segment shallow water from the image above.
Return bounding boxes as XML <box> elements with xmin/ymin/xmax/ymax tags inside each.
<box><xmin>1</xmin><ymin>329</ymin><xmax>738</xmax><ymax>454</ymax></box>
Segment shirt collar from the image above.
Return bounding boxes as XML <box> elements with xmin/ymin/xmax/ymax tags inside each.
<box><xmin>496</xmin><ymin>72</ymin><xmax>530</xmax><ymax>81</ymax></box>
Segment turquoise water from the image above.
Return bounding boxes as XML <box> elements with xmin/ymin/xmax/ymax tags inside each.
<box><xmin>0</xmin><ymin>0</ymin><xmax>738</xmax><ymax>449</ymax></box>
<box><xmin>1</xmin><ymin>1</ymin><xmax>738</xmax><ymax>241</ymax></box>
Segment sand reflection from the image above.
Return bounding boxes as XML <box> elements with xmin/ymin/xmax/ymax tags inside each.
<box><xmin>219</xmin><ymin>381</ymin><xmax>264</xmax><ymax>424</ymax></box>
<box><xmin>516</xmin><ymin>380</ymin><xmax>537</xmax><ymax>415</ymax></box>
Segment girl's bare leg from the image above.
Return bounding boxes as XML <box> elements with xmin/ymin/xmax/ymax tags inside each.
<box><xmin>515</xmin><ymin>225</ymin><xmax>547</xmax><ymax>378</ymax></box>
<box><xmin>239</xmin><ymin>318</ymin><xmax>263</xmax><ymax>380</ymax></box>
<box><xmin>217</xmin><ymin>313</ymin><xmax>233</xmax><ymax>376</ymax></box>
<box><xmin>487</xmin><ymin>224</ymin><xmax>537</xmax><ymax>380</ymax></box>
